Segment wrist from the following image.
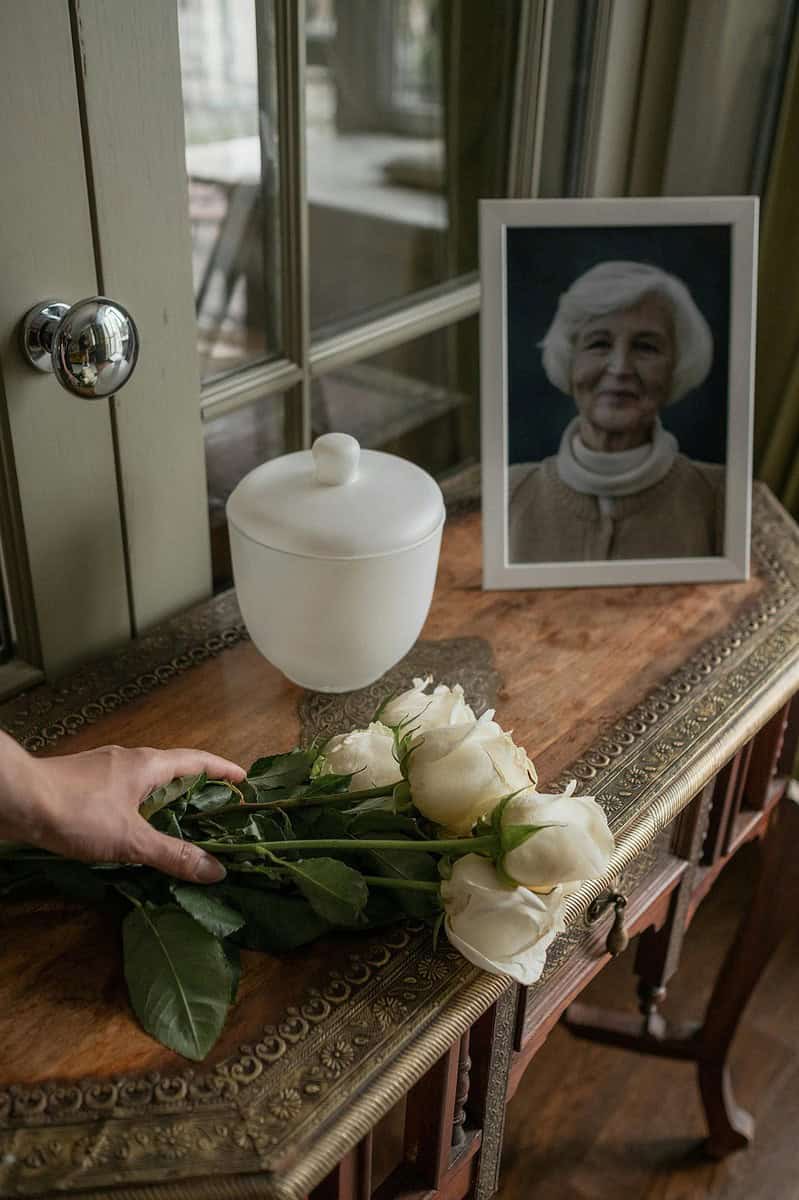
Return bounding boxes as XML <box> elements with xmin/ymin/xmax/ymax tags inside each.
<box><xmin>0</xmin><ymin>733</ymin><xmax>54</xmax><ymax>846</ymax></box>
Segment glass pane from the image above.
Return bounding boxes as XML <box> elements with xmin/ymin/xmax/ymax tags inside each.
<box><xmin>663</xmin><ymin>0</ymin><xmax>791</xmax><ymax>195</ymax></box>
<box><xmin>310</xmin><ymin>315</ymin><xmax>479</xmax><ymax>477</ymax></box>
<box><xmin>179</xmin><ymin>0</ymin><xmax>281</xmax><ymax>382</ymax></box>
<box><xmin>306</xmin><ymin>0</ymin><xmax>521</xmax><ymax>334</ymax></box>
<box><xmin>205</xmin><ymin>394</ymin><xmax>286</xmax><ymax>587</ymax></box>
<box><xmin>537</xmin><ymin>0</ymin><xmax>590</xmax><ymax>198</ymax></box>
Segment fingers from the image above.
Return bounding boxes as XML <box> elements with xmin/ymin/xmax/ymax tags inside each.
<box><xmin>147</xmin><ymin>748</ymin><xmax>247</xmax><ymax>786</ymax></box>
<box><xmin>133</xmin><ymin>820</ymin><xmax>227</xmax><ymax>884</ymax></box>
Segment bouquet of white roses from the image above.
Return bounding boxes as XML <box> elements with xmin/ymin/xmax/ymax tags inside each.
<box><xmin>0</xmin><ymin>679</ymin><xmax>614</xmax><ymax>1061</ymax></box>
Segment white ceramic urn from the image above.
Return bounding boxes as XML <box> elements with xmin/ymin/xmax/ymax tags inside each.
<box><xmin>226</xmin><ymin>432</ymin><xmax>446</xmax><ymax>693</ymax></box>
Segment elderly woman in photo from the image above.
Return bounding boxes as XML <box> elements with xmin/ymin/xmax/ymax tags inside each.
<box><xmin>509</xmin><ymin>261</ymin><xmax>725</xmax><ymax>562</ymax></box>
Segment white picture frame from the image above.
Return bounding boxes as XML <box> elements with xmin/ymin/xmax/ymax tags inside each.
<box><xmin>480</xmin><ymin>197</ymin><xmax>758</xmax><ymax>589</ymax></box>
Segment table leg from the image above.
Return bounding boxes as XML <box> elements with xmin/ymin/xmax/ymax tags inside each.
<box><xmin>468</xmin><ymin>985</ymin><xmax>517</xmax><ymax>1200</ymax></box>
<box><xmin>695</xmin><ymin>796</ymin><xmax>799</xmax><ymax>1156</ymax></box>
<box><xmin>564</xmin><ymin>795</ymin><xmax>799</xmax><ymax>1157</ymax></box>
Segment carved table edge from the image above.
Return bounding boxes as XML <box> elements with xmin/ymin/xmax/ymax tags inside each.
<box><xmin>263</xmin><ymin>974</ymin><xmax>512</xmax><ymax>1200</ymax></box>
<box><xmin>19</xmin><ymin>974</ymin><xmax>513</xmax><ymax>1200</ymax></box>
<box><xmin>561</xmin><ymin>650</ymin><xmax>799</xmax><ymax>925</ymax></box>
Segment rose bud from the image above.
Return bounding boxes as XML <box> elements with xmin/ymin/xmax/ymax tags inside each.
<box><xmin>379</xmin><ymin>676</ymin><xmax>476</xmax><ymax>733</ymax></box>
<box><xmin>316</xmin><ymin>722</ymin><xmax>400</xmax><ymax>790</ymax></box>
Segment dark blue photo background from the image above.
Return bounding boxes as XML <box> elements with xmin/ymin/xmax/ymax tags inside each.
<box><xmin>506</xmin><ymin>224</ymin><xmax>730</xmax><ymax>465</ymax></box>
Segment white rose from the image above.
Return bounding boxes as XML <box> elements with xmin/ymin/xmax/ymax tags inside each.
<box><xmin>379</xmin><ymin>676</ymin><xmax>476</xmax><ymax>733</ymax></box>
<box><xmin>441</xmin><ymin>854</ymin><xmax>565</xmax><ymax>985</ymax></box>
<box><xmin>408</xmin><ymin>711</ymin><xmax>537</xmax><ymax>834</ymax></box>
<box><xmin>501</xmin><ymin>781</ymin><xmax>614</xmax><ymax>888</ymax></box>
<box><xmin>317</xmin><ymin>722</ymin><xmax>400</xmax><ymax>790</ymax></box>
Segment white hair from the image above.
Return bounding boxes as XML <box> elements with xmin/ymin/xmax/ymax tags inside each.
<box><xmin>539</xmin><ymin>260</ymin><xmax>714</xmax><ymax>404</ymax></box>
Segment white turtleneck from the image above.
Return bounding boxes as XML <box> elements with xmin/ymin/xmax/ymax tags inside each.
<box><xmin>556</xmin><ymin>417</ymin><xmax>679</xmax><ymax>515</ymax></box>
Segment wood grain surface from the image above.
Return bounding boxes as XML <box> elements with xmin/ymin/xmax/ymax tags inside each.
<box><xmin>0</xmin><ymin>510</ymin><xmax>763</xmax><ymax>1091</ymax></box>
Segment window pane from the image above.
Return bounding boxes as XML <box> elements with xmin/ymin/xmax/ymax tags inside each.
<box><xmin>536</xmin><ymin>0</ymin><xmax>592</xmax><ymax>198</ymax></box>
<box><xmin>306</xmin><ymin>0</ymin><xmax>520</xmax><ymax>333</ymax></box>
<box><xmin>311</xmin><ymin>316</ymin><xmax>479</xmax><ymax>477</ymax></box>
<box><xmin>179</xmin><ymin>0</ymin><xmax>281</xmax><ymax>383</ymax></box>
<box><xmin>205</xmin><ymin>394</ymin><xmax>286</xmax><ymax>587</ymax></box>
<box><xmin>663</xmin><ymin>0</ymin><xmax>791</xmax><ymax>195</ymax></box>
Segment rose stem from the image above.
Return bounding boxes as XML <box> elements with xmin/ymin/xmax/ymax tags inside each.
<box><xmin>195</xmin><ymin>836</ymin><xmax>497</xmax><ymax>856</ymax></box>
<box><xmin>361</xmin><ymin>876</ymin><xmax>441</xmax><ymax>892</ymax></box>
<box><xmin>181</xmin><ymin>782</ymin><xmax>399</xmax><ymax>823</ymax></box>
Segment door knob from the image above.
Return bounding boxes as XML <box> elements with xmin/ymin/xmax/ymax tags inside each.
<box><xmin>20</xmin><ymin>297</ymin><xmax>139</xmax><ymax>398</ymax></box>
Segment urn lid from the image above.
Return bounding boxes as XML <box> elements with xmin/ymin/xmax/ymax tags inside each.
<box><xmin>226</xmin><ymin>433</ymin><xmax>445</xmax><ymax>559</ymax></box>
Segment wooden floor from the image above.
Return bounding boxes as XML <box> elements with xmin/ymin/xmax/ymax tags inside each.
<box><xmin>497</xmin><ymin>844</ymin><xmax>799</xmax><ymax>1200</ymax></box>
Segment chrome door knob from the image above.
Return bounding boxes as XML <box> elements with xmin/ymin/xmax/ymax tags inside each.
<box><xmin>20</xmin><ymin>297</ymin><xmax>139</xmax><ymax>398</ymax></box>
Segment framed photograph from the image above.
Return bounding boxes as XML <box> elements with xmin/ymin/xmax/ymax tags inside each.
<box><xmin>480</xmin><ymin>197</ymin><xmax>758</xmax><ymax>589</ymax></box>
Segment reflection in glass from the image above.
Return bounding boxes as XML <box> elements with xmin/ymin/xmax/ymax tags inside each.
<box><xmin>178</xmin><ymin>0</ymin><xmax>281</xmax><ymax>381</ymax></box>
<box><xmin>311</xmin><ymin>316</ymin><xmax>479</xmax><ymax>479</ymax></box>
<box><xmin>306</xmin><ymin>1</ymin><xmax>520</xmax><ymax>333</ymax></box>
<box><xmin>205</xmin><ymin>394</ymin><xmax>286</xmax><ymax>586</ymax></box>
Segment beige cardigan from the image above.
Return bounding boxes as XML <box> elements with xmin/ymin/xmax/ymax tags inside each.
<box><xmin>508</xmin><ymin>455</ymin><xmax>726</xmax><ymax>562</ymax></box>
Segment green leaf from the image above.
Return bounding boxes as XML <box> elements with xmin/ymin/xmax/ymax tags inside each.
<box><xmin>37</xmin><ymin>860</ymin><xmax>109</xmax><ymax>904</ymax></box>
<box><xmin>184</xmin><ymin>773</ymin><xmax>209</xmax><ymax>803</ymax></box>
<box><xmin>344</xmin><ymin>794</ymin><xmax>394</xmax><ymax>816</ymax></box>
<box><xmin>194</xmin><ymin>808</ymin><xmax>293</xmax><ymax>846</ymax></box>
<box><xmin>0</xmin><ymin>858</ymin><xmax>94</xmax><ymax>902</ymax></box>
<box><xmin>247</xmin><ymin>749</ymin><xmax>318</xmax><ymax>791</ymax></box>
<box><xmin>195</xmin><ymin>815</ymin><xmax>254</xmax><ymax>842</ymax></box>
<box><xmin>187</xmin><ymin>782</ymin><xmax>234</xmax><ymax>814</ymax></box>
<box><xmin>151</xmin><ymin>809</ymin><xmax>184</xmax><ymax>839</ymax></box>
<box><xmin>114</xmin><ymin>879</ymin><xmax>145</xmax><ymax>906</ymax></box>
<box><xmin>360</xmin><ymin>887</ymin><xmax>407</xmax><ymax>929</ymax></box>
<box><xmin>0</xmin><ymin>865</ymin><xmax>41</xmax><ymax>897</ymax></box>
<box><xmin>122</xmin><ymin>904</ymin><xmax>233</xmax><ymax>1061</ymax></box>
<box><xmin>302</xmin><ymin>771</ymin><xmax>353</xmax><ymax>797</ymax></box>
<box><xmin>279</xmin><ymin>856</ymin><xmax>368</xmax><ymax>926</ymax></box>
<box><xmin>224</xmin><ymin>886</ymin><xmax>331</xmax><ymax>952</ymax></box>
<box><xmin>269</xmin><ymin>806</ymin><xmax>296</xmax><ymax>840</ymax></box>
<box><xmin>140</xmin><ymin>774</ymin><xmax>203</xmax><ymax>821</ymax></box>
<box><xmin>227</xmin><ymin>862</ymin><xmax>286</xmax><ymax>888</ymax></box>
<box><xmin>170</xmin><ymin>883</ymin><xmax>246</xmax><ymax>938</ymax></box>
<box><xmin>290</xmin><ymin>806</ymin><xmax>350</xmax><ymax>843</ymax></box>
<box><xmin>345</xmin><ymin>811</ymin><xmax>420</xmax><ymax>838</ymax></box>
<box><xmin>119</xmin><ymin>869</ymin><xmax>175</xmax><ymax>908</ymax></box>
<box><xmin>238</xmin><ymin>779</ymin><xmax>258</xmax><ymax>805</ymax></box>
<box><xmin>364</xmin><ymin>835</ymin><xmax>439</xmax><ymax>919</ymax></box>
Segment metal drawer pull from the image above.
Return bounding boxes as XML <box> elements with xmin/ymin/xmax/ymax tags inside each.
<box><xmin>19</xmin><ymin>297</ymin><xmax>139</xmax><ymax>398</ymax></box>
<box><xmin>586</xmin><ymin>890</ymin><xmax>629</xmax><ymax>956</ymax></box>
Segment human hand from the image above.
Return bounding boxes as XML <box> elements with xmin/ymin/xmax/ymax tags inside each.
<box><xmin>0</xmin><ymin>738</ymin><xmax>245</xmax><ymax>883</ymax></box>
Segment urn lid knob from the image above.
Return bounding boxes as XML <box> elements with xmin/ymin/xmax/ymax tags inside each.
<box><xmin>312</xmin><ymin>433</ymin><xmax>360</xmax><ymax>485</ymax></box>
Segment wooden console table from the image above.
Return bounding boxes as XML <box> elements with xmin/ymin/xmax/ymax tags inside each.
<box><xmin>1</xmin><ymin>484</ymin><xmax>799</xmax><ymax>1200</ymax></box>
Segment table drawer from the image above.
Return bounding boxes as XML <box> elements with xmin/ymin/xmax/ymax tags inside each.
<box><xmin>515</xmin><ymin>825</ymin><xmax>680</xmax><ymax>1054</ymax></box>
